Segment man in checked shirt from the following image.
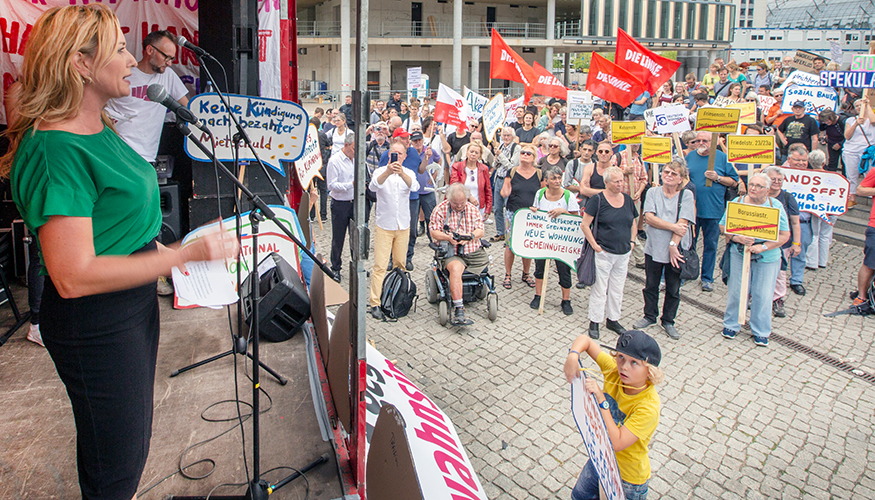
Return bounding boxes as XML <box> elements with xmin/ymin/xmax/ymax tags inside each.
<box><xmin>430</xmin><ymin>183</ymin><xmax>488</xmax><ymax>325</ymax></box>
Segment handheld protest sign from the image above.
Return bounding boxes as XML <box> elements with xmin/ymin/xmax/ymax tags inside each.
<box><xmin>724</xmin><ymin>201</ymin><xmax>781</xmax><ymax>241</ymax></box>
<box><xmin>726</xmin><ymin>102</ymin><xmax>757</xmax><ymax>125</ymax></box>
<box><xmin>508</xmin><ymin>209</ymin><xmax>586</xmax><ymax>272</ymax></box>
<box><xmin>567</xmin><ymin>90</ymin><xmax>594</xmax><ymax>121</ymax></box>
<box><xmin>295</xmin><ymin>124</ymin><xmax>324</xmax><ymax>189</ymax></box>
<box><xmin>641</xmin><ymin>137</ymin><xmax>672</xmax><ymax>164</ymax></box>
<box><xmin>726</xmin><ymin>135</ymin><xmax>775</xmax><ymax>165</ymax></box>
<box><xmin>650</xmin><ymin>104</ymin><xmax>691</xmax><ymax>134</ymax></box>
<box><xmin>694</xmin><ymin>107</ymin><xmax>740</xmax><ymax>134</ymax></box>
<box><xmin>482</xmin><ymin>93</ymin><xmax>506</xmax><ymax>143</ymax></box>
<box><xmin>791</xmin><ymin>49</ymin><xmax>829</xmax><ymax>74</ymax></box>
<box><xmin>851</xmin><ymin>54</ymin><xmax>875</xmax><ymax>71</ymax></box>
<box><xmin>571</xmin><ymin>373</ymin><xmax>626</xmax><ymax>500</ymax></box>
<box><xmin>781</xmin><ymin>85</ymin><xmax>838</xmax><ymax>116</ymax></box>
<box><xmin>611</xmin><ymin>120</ymin><xmax>645</xmax><ymax>145</ymax></box>
<box><xmin>782</xmin><ymin>168</ymin><xmax>850</xmax><ymax>223</ymax></box>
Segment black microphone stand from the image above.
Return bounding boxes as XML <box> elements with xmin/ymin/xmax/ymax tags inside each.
<box><xmin>168</xmin><ymin>122</ymin><xmax>331</xmax><ymax>500</ymax></box>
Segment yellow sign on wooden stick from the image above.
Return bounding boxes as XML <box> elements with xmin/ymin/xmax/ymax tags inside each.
<box><xmin>695</xmin><ymin>107</ymin><xmax>741</xmax><ymax>133</ymax></box>
<box><xmin>725</xmin><ymin>102</ymin><xmax>757</xmax><ymax>125</ymax></box>
<box><xmin>726</xmin><ymin>135</ymin><xmax>775</xmax><ymax>165</ymax></box>
<box><xmin>724</xmin><ymin>201</ymin><xmax>781</xmax><ymax>241</ymax></box>
<box><xmin>641</xmin><ymin>137</ymin><xmax>672</xmax><ymax>164</ymax></box>
<box><xmin>611</xmin><ymin>121</ymin><xmax>645</xmax><ymax>145</ymax></box>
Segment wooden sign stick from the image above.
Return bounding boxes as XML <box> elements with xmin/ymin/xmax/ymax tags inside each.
<box><xmin>705</xmin><ymin>132</ymin><xmax>718</xmax><ymax>187</ymax></box>
<box><xmin>671</xmin><ymin>132</ymin><xmax>683</xmax><ymax>158</ymax></box>
<box><xmin>738</xmin><ymin>246</ymin><xmax>752</xmax><ymax>326</ymax></box>
<box><xmin>538</xmin><ymin>261</ymin><xmax>549</xmax><ymax>315</ymax></box>
<box><xmin>625</xmin><ymin>146</ymin><xmax>636</xmax><ymax>197</ymax></box>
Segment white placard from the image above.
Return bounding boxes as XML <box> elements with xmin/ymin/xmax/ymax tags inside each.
<box><xmin>257</xmin><ymin>0</ymin><xmax>282</xmax><ymax>99</ymax></box>
<box><xmin>508</xmin><ymin>210</ymin><xmax>586</xmax><ymax>271</ymax></box>
<box><xmin>481</xmin><ymin>93</ymin><xmax>506</xmax><ymax>143</ymax></box>
<box><xmin>504</xmin><ymin>95</ymin><xmax>525</xmax><ymax>125</ymax></box>
<box><xmin>756</xmin><ymin>95</ymin><xmax>776</xmax><ymax>117</ymax></box>
<box><xmin>571</xmin><ymin>374</ymin><xmax>626</xmax><ymax>500</ymax></box>
<box><xmin>778</xmin><ymin>70</ymin><xmax>822</xmax><ymax>91</ymax></box>
<box><xmin>567</xmin><ymin>90</ymin><xmax>594</xmax><ymax>121</ymax></box>
<box><xmin>294</xmin><ymin>125</ymin><xmax>323</xmax><ymax>188</ymax></box>
<box><xmin>187</xmin><ymin>93</ymin><xmax>309</xmax><ymax>175</ymax></box>
<box><xmin>783</xmin><ymin>168</ymin><xmax>850</xmax><ymax>224</ymax></box>
<box><xmin>646</xmin><ymin>104</ymin><xmax>691</xmax><ymax>134</ymax></box>
<box><xmin>407</xmin><ymin>66</ymin><xmax>422</xmax><ymax>91</ymax></box>
<box><xmin>463</xmin><ymin>86</ymin><xmax>489</xmax><ymax>120</ymax></box>
<box><xmin>780</xmin><ymin>85</ymin><xmax>838</xmax><ymax>116</ymax></box>
<box><xmin>365</xmin><ymin>344</ymin><xmax>488</xmax><ymax>500</ymax></box>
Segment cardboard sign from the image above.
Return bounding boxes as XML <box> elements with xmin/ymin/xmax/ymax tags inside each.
<box><xmin>482</xmin><ymin>93</ymin><xmax>506</xmax><ymax>143</ymax></box>
<box><xmin>851</xmin><ymin>54</ymin><xmax>875</xmax><ymax>72</ymax></box>
<box><xmin>571</xmin><ymin>374</ymin><xmax>626</xmax><ymax>500</ymax></box>
<box><xmin>365</xmin><ymin>344</ymin><xmax>488</xmax><ymax>500</ymax></box>
<box><xmin>187</xmin><ymin>93</ymin><xmax>309</xmax><ymax>174</ymax></box>
<box><xmin>782</xmin><ymin>168</ymin><xmax>849</xmax><ymax>224</ymax></box>
<box><xmin>295</xmin><ymin>125</ymin><xmax>324</xmax><ymax>188</ymax></box>
<box><xmin>641</xmin><ymin>137</ymin><xmax>672</xmax><ymax>164</ymax></box>
<box><xmin>726</xmin><ymin>135</ymin><xmax>775</xmax><ymax>165</ymax></box>
<box><xmin>567</xmin><ymin>90</ymin><xmax>594</xmax><ymax>120</ymax></box>
<box><xmin>781</xmin><ymin>85</ymin><xmax>838</xmax><ymax>116</ymax></box>
<box><xmin>724</xmin><ymin>201</ymin><xmax>781</xmax><ymax>241</ymax></box>
<box><xmin>694</xmin><ymin>107</ymin><xmax>740</xmax><ymax>133</ymax></box>
<box><xmin>712</xmin><ymin>95</ymin><xmax>735</xmax><ymax>108</ymax></box>
<box><xmin>791</xmin><ymin>49</ymin><xmax>830</xmax><ymax>74</ymax></box>
<box><xmin>463</xmin><ymin>86</ymin><xmax>489</xmax><ymax>120</ymax></box>
<box><xmin>610</xmin><ymin>121</ymin><xmax>646</xmax><ymax>144</ymax></box>
<box><xmin>820</xmin><ymin>71</ymin><xmax>875</xmax><ymax>89</ymax></box>
<box><xmin>725</xmin><ymin>101</ymin><xmax>757</xmax><ymax>125</ymax></box>
<box><xmin>508</xmin><ymin>210</ymin><xmax>586</xmax><ymax>271</ymax></box>
<box><xmin>756</xmin><ymin>95</ymin><xmax>776</xmax><ymax>117</ymax></box>
<box><xmin>648</xmin><ymin>104</ymin><xmax>690</xmax><ymax>134</ymax></box>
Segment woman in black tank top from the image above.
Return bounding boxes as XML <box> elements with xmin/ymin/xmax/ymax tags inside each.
<box><xmin>500</xmin><ymin>144</ymin><xmax>545</xmax><ymax>288</ymax></box>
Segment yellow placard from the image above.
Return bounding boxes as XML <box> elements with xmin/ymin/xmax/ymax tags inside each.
<box><xmin>695</xmin><ymin>107</ymin><xmax>741</xmax><ymax>133</ymax></box>
<box><xmin>725</xmin><ymin>102</ymin><xmax>757</xmax><ymax>125</ymax></box>
<box><xmin>641</xmin><ymin>137</ymin><xmax>672</xmax><ymax>164</ymax></box>
<box><xmin>724</xmin><ymin>201</ymin><xmax>781</xmax><ymax>241</ymax></box>
<box><xmin>726</xmin><ymin>135</ymin><xmax>775</xmax><ymax>165</ymax></box>
<box><xmin>611</xmin><ymin>121</ymin><xmax>646</xmax><ymax>145</ymax></box>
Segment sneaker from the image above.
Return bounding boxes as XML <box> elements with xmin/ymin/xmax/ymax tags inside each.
<box><xmin>530</xmin><ymin>295</ymin><xmax>541</xmax><ymax>309</ymax></box>
<box><xmin>605</xmin><ymin>319</ymin><xmax>627</xmax><ymax>335</ymax></box>
<box><xmin>790</xmin><ymin>284</ymin><xmax>806</xmax><ymax>296</ymax></box>
<box><xmin>772</xmin><ymin>299</ymin><xmax>785</xmax><ymax>318</ymax></box>
<box><xmin>662</xmin><ymin>322</ymin><xmax>680</xmax><ymax>340</ymax></box>
<box><xmin>485</xmin><ymin>217</ymin><xmax>494</xmax><ymax>224</ymax></box>
<box><xmin>721</xmin><ymin>327</ymin><xmax>737</xmax><ymax>339</ymax></box>
<box><xmin>701</xmin><ymin>282</ymin><xmax>714</xmax><ymax>292</ymax></box>
<box><xmin>370</xmin><ymin>307</ymin><xmax>384</xmax><ymax>320</ymax></box>
<box><xmin>157</xmin><ymin>276</ymin><xmax>174</xmax><ymax>296</ymax></box>
<box><xmin>588</xmin><ymin>321</ymin><xmax>600</xmax><ymax>340</ymax></box>
<box><xmin>561</xmin><ymin>300</ymin><xmax>573</xmax><ymax>316</ymax></box>
<box><xmin>26</xmin><ymin>324</ymin><xmax>44</xmax><ymax>347</ymax></box>
<box><xmin>406</xmin><ymin>260</ymin><xmax>414</xmax><ymax>271</ymax></box>
<box><xmin>754</xmin><ymin>336</ymin><xmax>769</xmax><ymax>347</ymax></box>
<box><xmin>452</xmin><ymin>306</ymin><xmax>473</xmax><ymax>325</ymax></box>
<box><xmin>632</xmin><ymin>317</ymin><xmax>656</xmax><ymax>330</ymax></box>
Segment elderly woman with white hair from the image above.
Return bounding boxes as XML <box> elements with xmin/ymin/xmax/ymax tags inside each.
<box><xmin>805</xmin><ymin>149</ymin><xmax>835</xmax><ymax>270</ymax></box>
<box><xmin>580</xmin><ymin>166</ymin><xmax>639</xmax><ymax>339</ymax></box>
<box><xmin>719</xmin><ymin>172</ymin><xmax>791</xmax><ymax>347</ymax></box>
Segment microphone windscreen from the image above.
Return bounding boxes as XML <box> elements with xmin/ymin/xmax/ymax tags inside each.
<box><xmin>146</xmin><ymin>84</ymin><xmax>167</xmax><ymax>104</ymax></box>
<box><xmin>176</xmin><ymin>36</ymin><xmax>188</xmax><ymax>48</ymax></box>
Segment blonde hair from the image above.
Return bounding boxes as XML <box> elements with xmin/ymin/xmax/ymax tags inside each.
<box><xmin>603</xmin><ymin>166</ymin><xmax>624</xmax><ymax>183</ymax></box>
<box><xmin>0</xmin><ymin>4</ymin><xmax>120</xmax><ymax>178</ymax></box>
<box><xmin>610</xmin><ymin>351</ymin><xmax>665</xmax><ymax>385</ymax></box>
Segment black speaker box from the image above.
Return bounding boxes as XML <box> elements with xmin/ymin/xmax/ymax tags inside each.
<box><xmin>198</xmin><ymin>0</ymin><xmax>258</xmax><ymax>95</ymax></box>
<box><xmin>158</xmin><ymin>182</ymin><xmax>182</xmax><ymax>245</ymax></box>
<box><xmin>241</xmin><ymin>252</ymin><xmax>310</xmax><ymax>342</ymax></box>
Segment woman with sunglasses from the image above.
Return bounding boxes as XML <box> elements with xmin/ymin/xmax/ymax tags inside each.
<box><xmin>500</xmin><ymin>143</ymin><xmax>545</xmax><ymax>288</ymax></box>
<box><xmin>537</xmin><ymin>137</ymin><xmax>568</xmax><ymax>172</ymax></box>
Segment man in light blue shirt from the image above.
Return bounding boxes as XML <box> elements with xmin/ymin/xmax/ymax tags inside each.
<box><xmin>628</xmin><ymin>91</ymin><xmax>650</xmax><ymax>120</ymax></box>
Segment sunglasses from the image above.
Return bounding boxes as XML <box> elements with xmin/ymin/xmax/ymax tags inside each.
<box><xmin>549</xmin><ymin>144</ymin><xmax>560</xmax><ymax>148</ymax></box>
<box><xmin>520</xmin><ymin>151</ymin><xmax>535</xmax><ymax>156</ymax></box>
<box><xmin>597</xmin><ymin>150</ymin><xmax>612</xmax><ymax>154</ymax></box>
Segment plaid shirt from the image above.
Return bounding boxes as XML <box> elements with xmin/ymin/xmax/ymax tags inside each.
<box><xmin>430</xmin><ymin>199</ymin><xmax>483</xmax><ymax>255</ymax></box>
<box><xmin>619</xmin><ymin>154</ymin><xmax>648</xmax><ymax>195</ymax></box>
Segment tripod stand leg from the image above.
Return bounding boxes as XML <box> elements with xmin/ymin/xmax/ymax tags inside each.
<box><xmin>170</xmin><ymin>349</ymin><xmax>234</xmax><ymax>377</ymax></box>
<box><xmin>247</xmin><ymin>351</ymin><xmax>288</xmax><ymax>385</ymax></box>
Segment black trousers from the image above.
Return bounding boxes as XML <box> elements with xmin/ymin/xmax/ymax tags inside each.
<box><xmin>41</xmin><ymin>241</ymin><xmax>160</xmax><ymax>500</ymax></box>
<box><xmin>827</xmin><ymin>145</ymin><xmax>842</xmax><ymax>173</ymax></box>
<box><xmin>642</xmin><ymin>253</ymin><xmax>682</xmax><ymax>325</ymax></box>
<box><xmin>330</xmin><ymin>199</ymin><xmax>354</xmax><ymax>272</ymax></box>
<box><xmin>534</xmin><ymin>259</ymin><xmax>573</xmax><ymax>289</ymax></box>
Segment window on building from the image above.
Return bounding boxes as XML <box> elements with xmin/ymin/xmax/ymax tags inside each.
<box><xmin>646</xmin><ymin>0</ymin><xmax>657</xmax><ymax>38</ymax></box>
<box><xmin>747</xmin><ymin>20</ymin><xmax>753</xmax><ymax>28</ymax></box>
<box><xmin>673</xmin><ymin>2</ymin><xmax>683</xmax><ymax>39</ymax></box>
<box><xmin>660</xmin><ymin>1</ymin><xmax>670</xmax><ymax>38</ymax></box>
<box><xmin>686</xmin><ymin>3</ymin><xmax>696</xmax><ymax>39</ymax></box>
<box><xmin>589</xmin><ymin>0</ymin><xmax>599</xmax><ymax>36</ymax></box>
<box><xmin>618</xmin><ymin>0</ymin><xmax>628</xmax><ymax>32</ymax></box>
<box><xmin>698</xmin><ymin>3</ymin><xmax>709</xmax><ymax>40</ymax></box>
<box><xmin>632</xmin><ymin>0</ymin><xmax>643</xmax><ymax>37</ymax></box>
<box><xmin>716</xmin><ymin>5</ymin><xmax>725</xmax><ymax>41</ymax></box>
<box><xmin>604</xmin><ymin>0</ymin><xmax>613</xmax><ymax>32</ymax></box>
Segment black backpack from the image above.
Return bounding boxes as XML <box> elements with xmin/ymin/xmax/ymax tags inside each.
<box><xmin>379</xmin><ymin>267</ymin><xmax>418</xmax><ymax>320</ymax></box>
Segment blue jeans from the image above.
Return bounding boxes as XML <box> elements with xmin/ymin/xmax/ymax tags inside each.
<box><xmin>722</xmin><ymin>244</ymin><xmax>781</xmax><ymax>339</ymax></box>
<box><xmin>493</xmin><ymin>178</ymin><xmax>507</xmax><ymax>236</ymax></box>
<box><xmin>790</xmin><ymin>220</ymin><xmax>812</xmax><ymax>285</ymax></box>
<box><xmin>693</xmin><ymin>217</ymin><xmax>721</xmax><ymax>284</ymax></box>
<box><xmin>572</xmin><ymin>459</ymin><xmax>650</xmax><ymax>500</ymax></box>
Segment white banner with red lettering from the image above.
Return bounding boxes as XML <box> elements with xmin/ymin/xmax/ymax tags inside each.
<box><xmin>782</xmin><ymin>168</ymin><xmax>849</xmax><ymax>224</ymax></box>
<box><xmin>258</xmin><ymin>0</ymin><xmax>281</xmax><ymax>99</ymax></box>
<box><xmin>365</xmin><ymin>343</ymin><xmax>488</xmax><ymax>500</ymax></box>
<box><xmin>0</xmin><ymin>0</ymin><xmax>199</xmax><ymax>125</ymax></box>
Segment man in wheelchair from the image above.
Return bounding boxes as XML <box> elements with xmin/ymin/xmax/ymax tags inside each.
<box><xmin>430</xmin><ymin>183</ymin><xmax>489</xmax><ymax>325</ymax></box>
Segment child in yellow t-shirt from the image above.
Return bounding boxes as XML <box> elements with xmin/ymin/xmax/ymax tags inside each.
<box><xmin>563</xmin><ymin>330</ymin><xmax>665</xmax><ymax>500</ymax></box>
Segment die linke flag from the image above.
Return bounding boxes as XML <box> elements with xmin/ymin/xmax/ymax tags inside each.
<box><xmin>585</xmin><ymin>52</ymin><xmax>646</xmax><ymax>108</ymax></box>
<box><xmin>490</xmin><ymin>28</ymin><xmax>537</xmax><ymax>103</ymax></box>
<box><xmin>434</xmin><ymin>83</ymin><xmax>469</xmax><ymax>132</ymax></box>
<box><xmin>615</xmin><ymin>28</ymin><xmax>682</xmax><ymax>95</ymax></box>
<box><xmin>532</xmin><ymin>61</ymin><xmax>568</xmax><ymax>100</ymax></box>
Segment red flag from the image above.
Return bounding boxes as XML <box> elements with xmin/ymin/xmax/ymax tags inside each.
<box><xmin>490</xmin><ymin>29</ymin><xmax>537</xmax><ymax>103</ymax></box>
<box><xmin>531</xmin><ymin>62</ymin><xmax>568</xmax><ymax>100</ymax></box>
<box><xmin>615</xmin><ymin>28</ymin><xmax>682</xmax><ymax>95</ymax></box>
<box><xmin>585</xmin><ymin>53</ymin><xmax>646</xmax><ymax>108</ymax></box>
<box><xmin>434</xmin><ymin>83</ymin><xmax>469</xmax><ymax>132</ymax></box>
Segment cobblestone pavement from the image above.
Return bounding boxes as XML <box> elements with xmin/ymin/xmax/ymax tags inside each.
<box><xmin>313</xmin><ymin>212</ymin><xmax>875</xmax><ymax>499</ymax></box>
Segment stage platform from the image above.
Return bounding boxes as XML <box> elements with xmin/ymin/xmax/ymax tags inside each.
<box><xmin>0</xmin><ymin>282</ymin><xmax>343</xmax><ymax>500</ymax></box>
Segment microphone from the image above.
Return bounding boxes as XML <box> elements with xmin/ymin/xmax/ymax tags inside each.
<box><xmin>176</xmin><ymin>36</ymin><xmax>210</xmax><ymax>58</ymax></box>
<box><xmin>146</xmin><ymin>84</ymin><xmax>210</xmax><ymax>135</ymax></box>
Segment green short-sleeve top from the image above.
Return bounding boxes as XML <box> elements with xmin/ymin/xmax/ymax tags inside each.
<box><xmin>11</xmin><ymin>126</ymin><xmax>161</xmax><ymax>274</ymax></box>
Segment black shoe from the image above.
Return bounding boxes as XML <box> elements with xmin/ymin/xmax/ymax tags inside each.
<box><xmin>605</xmin><ymin>319</ymin><xmax>626</xmax><ymax>335</ymax></box>
<box><xmin>406</xmin><ymin>260</ymin><xmax>414</xmax><ymax>271</ymax></box>
<box><xmin>417</xmin><ymin>221</ymin><xmax>426</xmax><ymax>237</ymax></box>
<box><xmin>561</xmin><ymin>300</ymin><xmax>573</xmax><ymax>316</ymax></box>
<box><xmin>576</xmin><ymin>282</ymin><xmax>587</xmax><ymax>289</ymax></box>
<box><xmin>530</xmin><ymin>295</ymin><xmax>541</xmax><ymax>309</ymax></box>
<box><xmin>790</xmin><ymin>284</ymin><xmax>806</xmax><ymax>296</ymax></box>
<box><xmin>452</xmin><ymin>306</ymin><xmax>473</xmax><ymax>325</ymax></box>
<box><xmin>635</xmin><ymin>262</ymin><xmax>646</xmax><ymax>269</ymax></box>
<box><xmin>773</xmin><ymin>299</ymin><xmax>785</xmax><ymax>318</ymax></box>
<box><xmin>370</xmin><ymin>307</ymin><xmax>384</xmax><ymax>320</ymax></box>
<box><xmin>588</xmin><ymin>321</ymin><xmax>599</xmax><ymax>340</ymax></box>
<box><xmin>321</xmin><ymin>216</ymin><xmax>328</xmax><ymax>223</ymax></box>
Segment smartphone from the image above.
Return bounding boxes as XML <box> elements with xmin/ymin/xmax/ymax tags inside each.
<box><xmin>390</xmin><ymin>152</ymin><xmax>399</xmax><ymax>163</ymax></box>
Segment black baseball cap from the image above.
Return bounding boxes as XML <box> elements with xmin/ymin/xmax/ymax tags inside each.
<box><xmin>601</xmin><ymin>330</ymin><xmax>662</xmax><ymax>367</ymax></box>
<box><xmin>791</xmin><ymin>100</ymin><xmax>806</xmax><ymax>108</ymax></box>
<box><xmin>410</xmin><ymin>131</ymin><xmax>424</xmax><ymax>141</ymax></box>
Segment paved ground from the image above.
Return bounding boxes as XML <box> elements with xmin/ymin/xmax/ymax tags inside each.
<box><xmin>315</xmin><ymin>211</ymin><xmax>875</xmax><ymax>499</ymax></box>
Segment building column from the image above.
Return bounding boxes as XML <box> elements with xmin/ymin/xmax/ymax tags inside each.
<box><xmin>546</xmin><ymin>0</ymin><xmax>555</xmax><ymax>68</ymax></box>
<box><xmin>563</xmin><ymin>52</ymin><xmax>571</xmax><ymax>85</ymax></box>
<box><xmin>340</xmin><ymin>0</ymin><xmax>351</xmax><ymax>92</ymax></box>
<box><xmin>453</xmin><ymin>0</ymin><xmax>462</xmax><ymax>89</ymax></box>
<box><xmin>471</xmin><ymin>45</ymin><xmax>480</xmax><ymax>90</ymax></box>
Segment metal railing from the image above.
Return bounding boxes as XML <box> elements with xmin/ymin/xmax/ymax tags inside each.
<box><xmin>462</xmin><ymin>22</ymin><xmax>547</xmax><ymax>38</ymax></box>
<box><xmin>297</xmin><ymin>21</ymin><xmax>343</xmax><ymax>37</ymax></box>
<box><xmin>297</xmin><ymin>20</ymin><xmax>548</xmax><ymax>39</ymax></box>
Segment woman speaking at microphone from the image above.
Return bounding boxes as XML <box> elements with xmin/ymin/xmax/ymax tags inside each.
<box><xmin>0</xmin><ymin>6</ymin><xmax>237</xmax><ymax>499</ymax></box>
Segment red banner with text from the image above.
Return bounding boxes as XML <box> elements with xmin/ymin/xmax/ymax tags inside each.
<box><xmin>585</xmin><ymin>53</ymin><xmax>646</xmax><ymax>108</ymax></box>
<box><xmin>615</xmin><ymin>28</ymin><xmax>681</xmax><ymax>95</ymax></box>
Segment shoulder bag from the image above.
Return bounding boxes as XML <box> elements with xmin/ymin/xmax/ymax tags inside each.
<box><xmin>576</xmin><ymin>194</ymin><xmax>601</xmax><ymax>286</ymax></box>
<box><xmin>673</xmin><ymin>191</ymin><xmax>700</xmax><ymax>280</ymax></box>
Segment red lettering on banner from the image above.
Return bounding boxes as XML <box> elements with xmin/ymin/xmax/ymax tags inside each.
<box><xmin>4</xmin><ymin>73</ymin><xmax>15</xmax><ymax>95</ymax></box>
<box><xmin>435</xmin><ymin>450</ymin><xmax>478</xmax><ymax>492</ymax></box>
<box><xmin>414</xmin><ymin>421</ymin><xmax>464</xmax><ymax>461</ymax></box>
<box><xmin>140</xmin><ymin>23</ymin><xmax>199</xmax><ymax>66</ymax></box>
<box><xmin>410</xmin><ymin>399</ymin><xmax>449</xmax><ymax>433</ymax></box>
<box><xmin>1</xmin><ymin>18</ymin><xmax>33</xmax><ymax>56</ymax></box>
<box><xmin>444</xmin><ymin>478</ymin><xmax>480</xmax><ymax>500</ymax></box>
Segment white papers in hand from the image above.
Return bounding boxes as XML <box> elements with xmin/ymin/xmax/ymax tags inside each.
<box><xmin>171</xmin><ymin>260</ymin><xmax>238</xmax><ymax>307</ymax></box>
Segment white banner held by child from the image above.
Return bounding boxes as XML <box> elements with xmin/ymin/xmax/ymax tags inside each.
<box><xmin>571</xmin><ymin>374</ymin><xmax>626</xmax><ymax>500</ymax></box>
